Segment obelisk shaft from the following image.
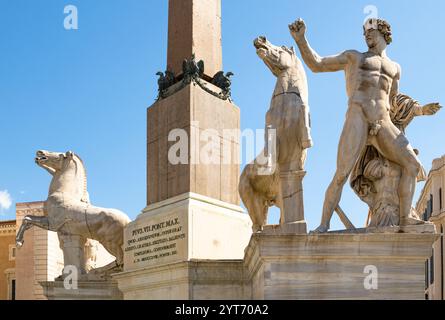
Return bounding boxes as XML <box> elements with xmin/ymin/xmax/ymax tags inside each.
<box><xmin>167</xmin><ymin>0</ymin><xmax>222</xmax><ymax>78</ymax></box>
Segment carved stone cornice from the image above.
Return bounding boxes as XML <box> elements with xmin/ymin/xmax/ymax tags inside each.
<box><xmin>16</xmin><ymin>201</ymin><xmax>45</xmax><ymax>218</ymax></box>
<box><xmin>0</xmin><ymin>221</ymin><xmax>15</xmax><ymax>236</ymax></box>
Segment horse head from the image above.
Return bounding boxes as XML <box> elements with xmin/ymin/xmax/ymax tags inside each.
<box><xmin>36</xmin><ymin>150</ymin><xmax>89</xmax><ymax>203</ymax></box>
<box><xmin>35</xmin><ymin>150</ymin><xmax>74</xmax><ymax>171</ymax></box>
<box><xmin>254</xmin><ymin>36</ymin><xmax>297</xmax><ymax>77</ymax></box>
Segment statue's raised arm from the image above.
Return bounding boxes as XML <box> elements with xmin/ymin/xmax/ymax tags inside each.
<box><xmin>289</xmin><ymin>18</ymin><xmax>353</xmax><ymax>73</ymax></box>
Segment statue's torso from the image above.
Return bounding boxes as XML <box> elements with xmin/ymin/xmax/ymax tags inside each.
<box><xmin>346</xmin><ymin>52</ymin><xmax>399</xmax><ymax>122</ymax></box>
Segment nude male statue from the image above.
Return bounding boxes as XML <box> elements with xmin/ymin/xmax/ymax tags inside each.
<box><xmin>289</xmin><ymin>18</ymin><xmax>441</xmax><ymax>232</ymax></box>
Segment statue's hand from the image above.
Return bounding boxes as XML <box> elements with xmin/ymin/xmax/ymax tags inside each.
<box><xmin>422</xmin><ymin>102</ymin><xmax>442</xmax><ymax>115</ymax></box>
<box><xmin>289</xmin><ymin>18</ymin><xmax>306</xmax><ymax>42</ymax></box>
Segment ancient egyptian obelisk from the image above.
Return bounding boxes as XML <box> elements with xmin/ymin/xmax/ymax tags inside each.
<box><xmin>116</xmin><ymin>0</ymin><xmax>251</xmax><ymax>299</ymax></box>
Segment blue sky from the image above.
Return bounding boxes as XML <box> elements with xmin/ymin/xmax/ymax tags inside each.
<box><xmin>0</xmin><ymin>0</ymin><xmax>444</xmax><ymax>231</ymax></box>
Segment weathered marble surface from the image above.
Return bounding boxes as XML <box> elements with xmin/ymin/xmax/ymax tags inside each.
<box><xmin>239</xmin><ymin>36</ymin><xmax>312</xmax><ymax>233</ymax></box>
<box><xmin>114</xmin><ymin>260</ymin><xmax>247</xmax><ymax>300</ymax></box>
<box><xmin>123</xmin><ymin>192</ymin><xmax>251</xmax><ymax>272</ymax></box>
<box><xmin>244</xmin><ymin>232</ymin><xmax>438</xmax><ymax>300</ymax></box>
<box><xmin>350</xmin><ymin>93</ymin><xmax>441</xmax><ymax>228</ymax></box>
<box><xmin>289</xmin><ymin>18</ymin><xmax>441</xmax><ymax>232</ymax></box>
<box><xmin>16</xmin><ymin>150</ymin><xmax>131</xmax><ymax>278</ymax></box>
<box><xmin>116</xmin><ymin>232</ymin><xmax>438</xmax><ymax>300</ymax></box>
<box><xmin>41</xmin><ymin>279</ymin><xmax>122</xmax><ymax>300</ymax></box>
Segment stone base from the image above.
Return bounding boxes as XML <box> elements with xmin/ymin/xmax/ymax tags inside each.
<box><xmin>115</xmin><ymin>230</ymin><xmax>437</xmax><ymax>300</ymax></box>
<box><xmin>114</xmin><ymin>260</ymin><xmax>248</xmax><ymax>300</ymax></box>
<box><xmin>122</xmin><ymin>192</ymin><xmax>252</xmax><ymax>272</ymax></box>
<box><xmin>262</xmin><ymin>221</ymin><xmax>307</xmax><ymax>235</ymax></box>
<box><xmin>244</xmin><ymin>233</ymin><xmax>439</xmax><ymax>299</ymax></box>
<box><xmin>41</xmin><ymin>279</ymin><xmax>122</xmax><ymax>300</ymax></box>
<box><xmin>115</xmin><ymin>192</ymin><xmax>252</xmax><ymax>299</ymax></box>
<box><xmin>327</xmin><ymin>223</ymin><xmax>436</xmax><ymax>234</ymax></box>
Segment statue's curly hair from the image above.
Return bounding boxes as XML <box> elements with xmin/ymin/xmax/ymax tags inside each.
<box><xmin>364</xmin><ymin>18</ymin><xmax>392</xmax><ymax>45</ymax></box>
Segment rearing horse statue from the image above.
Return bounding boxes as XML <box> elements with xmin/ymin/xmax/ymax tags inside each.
<box><xmin>16</xmin><ymin>150</ymin><xmax>131</xmax><ymax>275</ymax></box>
<box><xmin>239</xmin><ymin>36</ymin><xmax>312</xmax><ymax>233</ymax></box>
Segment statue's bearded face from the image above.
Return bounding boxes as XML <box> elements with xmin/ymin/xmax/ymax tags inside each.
<box><xmin>364</xmin><ymin>28</ymin><xmax>386</xmax><ymax>49</ymax></box>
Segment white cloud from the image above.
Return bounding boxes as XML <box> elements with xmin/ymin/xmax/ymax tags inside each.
<box><xmin>0</xmin><ymin>190</ymin><xmax>12</xmax><ymax>212</ymax></box>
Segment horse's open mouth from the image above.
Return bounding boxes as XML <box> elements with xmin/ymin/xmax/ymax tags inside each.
<box><xmin>35</xmin><ymin>156</ymin><xmax>48</xmax><ymax>162</ymax></box>
<box><xmin>254</xmin><ymin>36</ymin><xmax>269</xmax><ymax>51</ymax></box>
<box><xmin>35</xmin><ymin>151</ymin><xmax>48</xmax><ymax>162</ymax></box>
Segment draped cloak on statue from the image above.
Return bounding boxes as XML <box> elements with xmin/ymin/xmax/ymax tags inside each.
<box><xmin>350</xmin><ymin>94</ymin><xmax>427</xmax><ymax>201</ymax></box>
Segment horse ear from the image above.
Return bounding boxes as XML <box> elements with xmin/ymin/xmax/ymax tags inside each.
<box><xmin>65</xmin><ymin>151</ymin><xmax>74</xmax><ymax>158</ymax></box>
<box><xmin>282</xmin><ymin>46</ymin><xmax>296</xmax><ymax>56</ymax></box>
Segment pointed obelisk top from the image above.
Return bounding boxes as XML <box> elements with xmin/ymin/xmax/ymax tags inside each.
<box><xmin>167</xmin><ymin>0</ymin><xmax>222</xmax><ymax>79</ymax></box>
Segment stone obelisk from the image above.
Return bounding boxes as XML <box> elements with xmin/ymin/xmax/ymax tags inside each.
<box><xmin>115</xmin><ymin>0</ymin><xmax>251</xmax><ymax>299</ymax></box>
<box><xmin>167</xmin><ymin>0</ymin><xmax>222</xmax><ymax>79</ymax></box>
<box><xmin>147</xmin><ymin>0</ymin><xmax>239</xmax><ymax>206</ymax></box>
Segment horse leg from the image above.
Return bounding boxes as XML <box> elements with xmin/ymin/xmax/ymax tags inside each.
<box><xmin>16</xmin><ymin>215</ymin><xmax>49</xmax><ymax>247</ymax></box>
<box><xmin>240</xmin><ymin>179</ymin><xmax>266</xmax><ymax>232</ymax></box>
<box><xmin>58</xmin><ymin>233</ymin><xmax>87</xmax><ymax>275</ymax></box>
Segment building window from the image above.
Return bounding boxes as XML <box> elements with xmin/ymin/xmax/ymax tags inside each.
<box><xmin>9</xmin><ymin>245</ymin><xmax>16</xmax><ymax>261</ymax></box>
<box><xmin>425</xmin><ymin>260</ymin><xmax>429</xmax><ymax>290</ymax></box>
<box><xmin>430</xmin><ymin>251</ymin><xmax>435</xmax><ymax>286</ymax></box>
<box><xmin>430</xmin><ymin>194</ymin><xmax>434</xmax><ymax>217</ymax></box>
<box><xmin>439</xmin><ymin>188</ymin><xmax>442</xmax><ymax>210</ymax></box>
<box><xmin>441</xmin><ymin>225</ymin><xmax>444</xmax><ymax>301</ymax></box>
<box><xmin>4</xmin><ymin>269</ymin><xmax>15</xmax><ymax>300</ymax></box>
<box><xmin>10</xmin><ymin>279</ymin><xmax>16</xmax><ymax>301</ymax></box>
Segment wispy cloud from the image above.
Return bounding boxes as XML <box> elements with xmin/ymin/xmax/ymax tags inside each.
<box><xmin>0</xmin><ymin>190</ymin><xmax>12</xmax><ymax>213</ymax></box>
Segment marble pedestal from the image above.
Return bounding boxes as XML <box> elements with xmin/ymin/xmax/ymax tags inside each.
<box><xmin>114</xmin><ymin>192</ymin><xmax>252</xmax><ymax>299</ymax></box>
<box><xmin>115</xmin><ymin>226</ymin><xmax>437</xmax><ymax>300</ymax></box>
<box><xmin>114</xmin><ymin>260</ymin><xmax>248</xmax><ymax>300</ymax></box>
<box><xmin>244</xmin><ymin>232</ymin><xmax>438</xmax><ymax>300</ymax></box>
<box><xmin>41</xmin><ymin>279</ymin><xmax>122</xmax><ymax>300</ymax></box>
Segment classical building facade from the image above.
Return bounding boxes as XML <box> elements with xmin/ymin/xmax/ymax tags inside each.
<box><xmin>15</xmin><ymin>202</ymin><xmax>65</xmax><ymax>300</ymax></box>
<box><xmin>0</xmin><ymin>220</ymin><xmax>16</xmax><ymax>300</ymax></box>
<box><xmin>416</xmin><ymin>155</ymin><xmax>445</xmax><ymax>300</ymax></box>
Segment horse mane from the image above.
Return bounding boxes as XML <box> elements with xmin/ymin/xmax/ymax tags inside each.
<box><xmin>72</xmin><ymin>153</ymin><xmax>90</xmax><ymax>203</ymax></box>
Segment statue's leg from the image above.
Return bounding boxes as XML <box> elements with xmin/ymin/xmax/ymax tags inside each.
<box><xmin>316</xmin><ymin>108</ymin><xmax>368</xmax><ymax>233</ymax></box>
<box><xmin>16</xmin><ymin>215</ymin><xmax>49</xmax><ymax>247</ymax></box>
<box><xmin>372</xmin><ymin>122</ymin><xmax>423</xmax><ymax>226</ymax></box>
<box><xmin>239</xmin><ymin>166</ymin><xmax>265</xmax><ymax>232</ymax></box>
<box><xmin>58</xmin><ymin>233</ymin><xmax>87</xmax><ymax>275</ymax></box>
<box><xmin>248</xmin><ymin>193</ymin><xmax>268</xmax><ymax>232</ymax></box>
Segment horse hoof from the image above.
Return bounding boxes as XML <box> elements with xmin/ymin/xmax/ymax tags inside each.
<box><xmin>16</xmin><ymin>241</ymin><xmax>24</xmax><ymax>248</ymax></box>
